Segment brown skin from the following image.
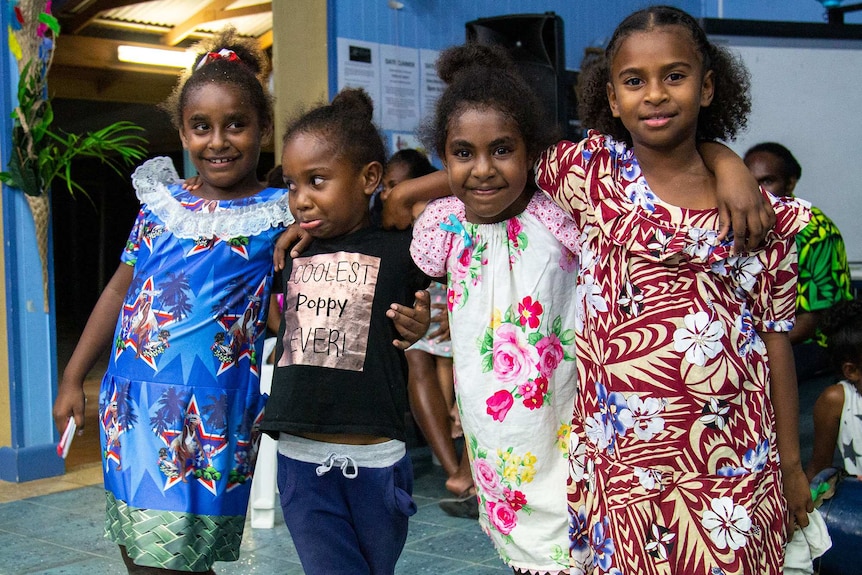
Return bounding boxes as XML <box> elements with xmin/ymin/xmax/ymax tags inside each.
<box><xmin>53</xmin><ymin>263</ymin><xmax>133</xmax><ymax>434</ymax></box>
<box><xmin>806</xmin><ymin>359</ymin><xmax>862</xmax><ymax>481</ymax></box>
<box><xmin>762</xmin><ymin>332</ymin><xmax>815</xmax><ymax>534</ymax></box>
<box><xmin>381</xmin><ymin>150</ymin><xmax>772</xmax><ymax>254</ymax></box>
<box><xmin>382</xmin><ymin>157</ymin><xmax>473</xmax><ymax>496</ymax></box>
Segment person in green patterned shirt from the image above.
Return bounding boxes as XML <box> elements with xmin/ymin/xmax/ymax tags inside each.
<box><xmin>745</xmin><ymin>142</ymin><xmax>854</xmax><ymax>380</ymax></box>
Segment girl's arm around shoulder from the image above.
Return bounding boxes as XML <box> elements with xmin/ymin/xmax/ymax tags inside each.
<box><xmin>382</xmin><ymin>170</ymin><xmax>449</xmax><ymax>230</ymax></box>
<box><xmin>53</xmin><ymin>263</ymin><xmax>134</xmax><ymax>434</ymax></box>
<box><xmin>760</xmin><ymin>331</ymin><xmax>814</xmax><ymax>535</ymax></box>
<box><xmin>806</xmin><ymin>383</ymin><xmax>845</xmax><ymax>481</ymax></box>
<box><xmin>699</xmin><ymin>141</ymin><xmax>775</xmax><ymax>254</ymax></box>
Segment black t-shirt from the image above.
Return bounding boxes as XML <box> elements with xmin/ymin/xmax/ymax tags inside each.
<box><xmin>261</xmin><ymin>226</ymin><xmax>429</xmax><ymax>442</ymax></box>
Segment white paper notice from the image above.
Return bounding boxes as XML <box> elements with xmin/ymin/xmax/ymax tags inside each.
<box><xmin>337</xmin><ymin>38</ymin><xmax>382</xmax><ymax>126</ymax></box>
<box><xmin>379</xmin><ymin>44</ymin><xmax>420</xmax><ymax>132</ymax></box>
<box><xmin>419</xmin><ymin>49</ymin><xmax>443</xmax><ymax>120</ymax></box>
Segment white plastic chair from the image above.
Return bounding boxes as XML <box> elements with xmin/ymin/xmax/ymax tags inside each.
<box><xmin>250</xmin><ymin>337</ymin><xmax>278</xmax><ymax>528</ymax></box>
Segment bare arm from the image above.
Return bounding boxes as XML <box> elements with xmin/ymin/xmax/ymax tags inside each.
<box><xmin>761</xmin><ymin>331</ymin><xmax>814</xmax><ymax>534</ymax></box>
<box><xmin>266</xmin><ymin>293</ymin><xmax>282</xmax><ymax>335</ymax></box>
<box><xmin>788</xmin><ymin>310</ymin><xmax>820</xmax><ymax>346</ymax></box>
<box><xmin>699</xmin><ymin>141</ymin><xmax>775</xmax><ymax>253</ymax></box>
<box><xmin>805</xmin><ymin>383</ymin><xmax>844</xmax><ymax>481</ymax></box>
<box><xmin>53</xmin><ymin>263</ymin><xmax>134</xmax><ymax>433</ymax></box>
<box><xmin>381</xmin><ymin>170</ymin><xmax>450</xmax><ymax>230</ymax></box>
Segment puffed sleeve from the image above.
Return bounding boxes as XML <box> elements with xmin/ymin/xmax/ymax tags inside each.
<box><xmin>410</xmin><ymin>196</ymin><xmax>465</xmax><ymax>279</ymax></box>
<box><xmin>120</xmin><ymin>207</ymin><xmax>148</xmax><ymax>266</ymax></box>
<box><xmin>534</xmin><ymin>132</ymin><xmax>607</xmax><ymax>230</ymax></box>
<box><xmin>752</xmin><ymin>195</ymin><xmax>811</xmax><ymax>333</ymax></box>
<box><xmin>526</xmin><ymin>191</ymin><xmax>580</xmax><ymax>254</ymax></box>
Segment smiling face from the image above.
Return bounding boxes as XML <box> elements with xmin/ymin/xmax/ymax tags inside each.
<box><xmin>606</xmin><ymin>26</ymin><xmax>714</xmax><ymax>153</ymax></box>
<box><xmin>179</xmin><ymin>82</ymin><xmax>270</xmax><ymax>200</ymax></box>
<box><xmin>282</xmin><ymin>131</ymin><xmax>380</xmax><ymax>239</ymax></box>
<box><xmin>443</xmin><ymin>106</ymin><xmax>531</xmax><ymax>224</ymax></box>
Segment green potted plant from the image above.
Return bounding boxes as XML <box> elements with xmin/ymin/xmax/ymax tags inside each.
<box><xmin>1</xmin><ymin>1</ymin><xmax>148</xmax><ymax>311</ymax></box>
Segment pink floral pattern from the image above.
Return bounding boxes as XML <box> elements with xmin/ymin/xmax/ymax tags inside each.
<box><xmin>410</xmin><ymin>192</ymin><xmax>579</xmax><ymax>573</ymax></box>
<box><xmin>479</xmin><ymin>298</ymin><xmax>573</xmax><ymax>421</ymax></box>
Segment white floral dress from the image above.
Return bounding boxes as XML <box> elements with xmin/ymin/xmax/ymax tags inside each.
<box><xmin>411</xmin><ymin>191</ymin><xmax>582</xmax><ymax>573</ymax></box>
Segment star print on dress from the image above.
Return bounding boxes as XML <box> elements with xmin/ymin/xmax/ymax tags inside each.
<box><xmin>116</xmin><ymin>276</ymin><xmax>176</xmax><ymax>369</ymax></box>
<box><xmin>211</xmin><ymin>276</ymin><xmax>267</xmax><ymax>376</ymax></box>
<box><xmin>155</xmin><ymin>395</ymin><xmax>229</xmax><ymax>495</ymax></box>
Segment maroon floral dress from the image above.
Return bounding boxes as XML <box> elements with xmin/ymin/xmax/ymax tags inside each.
<box><xmin>535</xmin><ymin>132</ymin><xmax>809</xmax><ymax>575</ymax></box>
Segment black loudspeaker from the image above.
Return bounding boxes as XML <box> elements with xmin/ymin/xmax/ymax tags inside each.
<box><xmin>466</xmin><ymin>13</ymin><xmax>571</xmax><ymax>137</ymax></box>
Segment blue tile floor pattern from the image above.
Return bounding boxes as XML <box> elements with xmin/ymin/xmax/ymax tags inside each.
<box><xmin>0</xmin><ymin>450</ymin><xmax>512</xmax><ymax>575</ymax></box>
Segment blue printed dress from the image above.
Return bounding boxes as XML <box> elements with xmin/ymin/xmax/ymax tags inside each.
<box><xmin>99</xmin><ymin>157</ymin><xmax>292</xmax><ymax>571</ymax></box>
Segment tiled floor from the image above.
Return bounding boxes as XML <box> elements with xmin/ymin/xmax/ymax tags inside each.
<box><xmin>0</xmin><ymin>450</ymin><xmax>510</xmax><ymax>575</ymax></box>
<box><xmin>1</xmin><ymin>322</ymin><xmax>834</xmax><ymax>575</ymax></box>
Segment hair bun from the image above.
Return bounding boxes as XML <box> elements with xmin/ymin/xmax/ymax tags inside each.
<box><xmin>331</xmin><ymin>88</ymin><xmax>375</xmax><ymax>123</ymax></box>
<box><xmin>436</xmin><ymin>43</ymin><xmax>515</xmax><ymax>84</ymax></box>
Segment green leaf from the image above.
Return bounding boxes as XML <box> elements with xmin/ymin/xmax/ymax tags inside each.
<box><xmin>5</xmin><ymin>145</ymin><xmax>40</xmax><ymax>196</ymax></box>
<box><xmin>552</xmin><ymin>315</ymin><xmax>562</xmax><ymax>336</ymax></box>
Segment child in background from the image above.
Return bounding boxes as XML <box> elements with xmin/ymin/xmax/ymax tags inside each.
<box><xmin>535</xmin><ymin>6</ymin><xmax>812</xmax><ymax>573</ymax></box>
<box><xmin>807</xmin><ymin>298</ymin><xmax>862</xmax><ymax>481</ymax></box>
<box><xmin>409</xmin><ymin>42</ymin><xmax>582</xmax><ymax>573</ymax></box>
<box><xmin>384</xmin><ymin>149</ymin><xmax>476</xmax><ymax>517</ymax></box>
<box><xmin>52</xmin><ymin>29</ymin><xmax>291</xmax><ymax>573</ymax></box>
<box><xmin>260</xmin><ymin>88</ymin><xmax>431</xmax><ymax>575</ymax></box>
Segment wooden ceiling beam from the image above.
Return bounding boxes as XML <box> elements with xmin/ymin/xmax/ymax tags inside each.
<box><xmin>48</xmin><ymin>65</ymin><xmax>177</xmax><ymax>105</ymax></box>
<box><xmin>53</xmin><ymin>35</ymin><xmax>189</xmax><ymax>76</ymax></box>
<box><xmin>162</xmin><ymin>1</ymin><xmax>273</xmax><ymax>46</ymax></box>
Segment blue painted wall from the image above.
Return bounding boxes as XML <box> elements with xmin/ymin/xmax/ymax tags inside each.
<box><xmin>328</xmin><ymin>0</ymin><xmax>861</xmax><ymax>79</ymax></box>
<box><xmin>0</xmin><ymin>0</ymin><xmax>64</xmax><ymax>482</ymax></box>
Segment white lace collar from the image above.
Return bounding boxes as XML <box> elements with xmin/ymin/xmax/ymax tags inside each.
<box><xmin>131</xmin><ymin>156</ymin><xmax>293</xmax><ymax>240</ymax></box>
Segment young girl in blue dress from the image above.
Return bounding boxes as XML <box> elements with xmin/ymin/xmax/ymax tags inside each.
<box><xmin>52</xmin><ymin>29</ymin><xmax>289</xmax><ymax>574</ymax></box>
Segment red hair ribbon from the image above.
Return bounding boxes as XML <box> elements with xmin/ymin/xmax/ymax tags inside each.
<box><xmin>195</xmin><ymin>48</ymin><xmax>241</xmax><ymax>71</ymax></box>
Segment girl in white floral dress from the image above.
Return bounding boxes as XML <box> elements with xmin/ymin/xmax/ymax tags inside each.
<box><xmin>409</xmin><ymin>44</ymin><xmax>581</xmax><ymax>574</ymax></box>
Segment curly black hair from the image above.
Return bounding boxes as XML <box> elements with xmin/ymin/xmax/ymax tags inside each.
<box><xmin>821</xmin><ymin>298</ymin><xmax>862</xmax><ymax>372</ymax></box>
<box><xmin>282</xmin><ymin>88</ymin><xmax>386</xmax><ymax>171</ymax></box>
<box><xmin>419</xmin><ymin>43</ymin><xmax>560</xmax><ymax>162</ymax></box>
<box><xmin>577</xmin><ymin>5</ymin><xmax>751</xmax><ymax>145</ymax></box>
<box><xmin>162</xmin><ymin>27</ymin><xmax>273</xmax><ymax>134</ymax></box>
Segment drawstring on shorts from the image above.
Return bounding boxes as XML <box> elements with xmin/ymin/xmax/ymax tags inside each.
<box><xmin>316</xmin><ymin>452</ymin><xmax>359</xmax><ymax>478</ymax></box>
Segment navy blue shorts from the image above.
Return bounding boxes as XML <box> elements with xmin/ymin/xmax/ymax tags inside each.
<box><xmin>277</xmin><ymin>450</ymin><xmax>417</xmax><ymax>575</ymax></box>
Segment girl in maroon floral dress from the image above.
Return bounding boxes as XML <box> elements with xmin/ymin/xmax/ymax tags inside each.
<box><xmin>535</xmin><ymin>6</ymin><xmax>813</xmax><ymax>574</ymax></box>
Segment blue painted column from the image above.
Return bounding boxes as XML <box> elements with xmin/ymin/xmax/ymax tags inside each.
<box><xmin>0</xmin><ymin>0</ymin><xmax>63</xmax><ymax>482</ymax></box>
